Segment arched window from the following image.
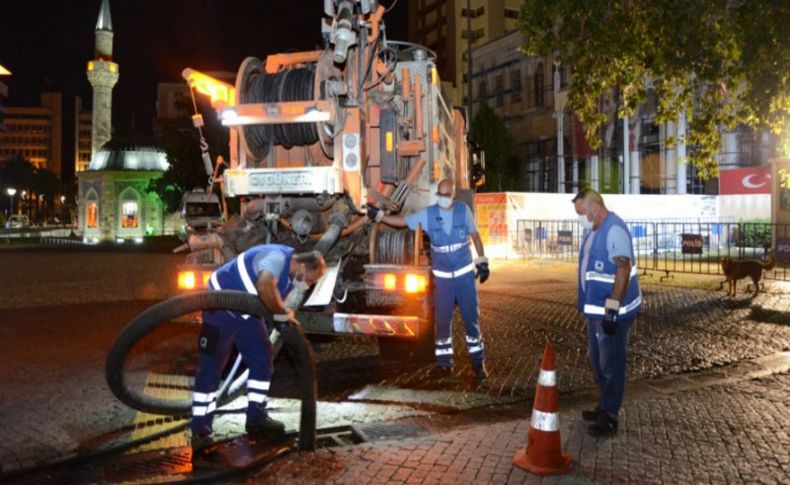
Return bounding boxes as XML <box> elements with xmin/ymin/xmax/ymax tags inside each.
<box><xmin>85</xmin><ymin>189</ymin><xmax>99</xmax><ymax>228</ymax></box>
<box><xmin>119</xmin><ymin>188</ymin><xmax>140</xmax><ymax>228</ymax></box>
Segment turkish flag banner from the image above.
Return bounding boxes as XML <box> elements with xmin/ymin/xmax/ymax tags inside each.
<box><xmin>719</xmin><ymin>166</ymin><xmax>772</xmax><ymax>195</ymax></box>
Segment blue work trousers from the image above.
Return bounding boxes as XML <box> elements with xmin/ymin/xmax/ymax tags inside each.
<box><xmin>191</xmin><ymin>310</ymin><xmax>273</xmax><ymax>435</ymax></box>
<box><xmin>434</xmin><ymin>271</ymin><xmax>484</xmax><ymax>367</ymax></box>
<box><xmin>586</xmin><ymin>317</ymin><xmax>634</xmax><ymax>421</ymax></box>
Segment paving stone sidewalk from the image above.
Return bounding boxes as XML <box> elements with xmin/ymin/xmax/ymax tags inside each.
<box><xmin>249</xmin><ymin>362</ymin><xmax>790</xmax><ymax>485</ymax></box>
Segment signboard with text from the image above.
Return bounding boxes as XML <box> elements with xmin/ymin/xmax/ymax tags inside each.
<box><xmin>474</xmin><ymin>193</ymin><xmax>508</xmax><ymax>247</ymax></box>
<box><xmin>557</xmin><ymin>230</ymin><xmax>573</xmax><ymax>246</ymax></box>
<box><xmin>681</xmin><ymin>233</ymin><xmax>704</xmax><ymax>254</ymax></box>
<box><xmin>776</xmin><ymin>237</ymin><xmax>790</xmax><ymax>261</ymax></box>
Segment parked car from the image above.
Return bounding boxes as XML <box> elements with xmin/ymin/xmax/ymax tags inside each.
<box><xmin>5</xmin><ymin>215</ymin><xmax>30</xmax><ymax>229</ymax></box>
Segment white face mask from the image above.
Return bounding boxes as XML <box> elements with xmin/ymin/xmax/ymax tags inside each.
<box><xmin>437</xmin><ymin>196</ymin><xmax>453</xmax><ymax>209</ymax></box>
<box><xmin>578</xmin><ymin>214</ymin><xmax>594</xmax><ymax>230</ymax></box>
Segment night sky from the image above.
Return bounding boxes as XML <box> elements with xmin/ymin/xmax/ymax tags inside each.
<box><xmin>0</xmin><ymin>0</ymin><xmax>409</xmax><ymax>137</ymax></box>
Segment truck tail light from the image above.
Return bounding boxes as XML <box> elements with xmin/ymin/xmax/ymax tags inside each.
<box><xmin>178</xmin><ymin>271</ymin><xmax>196</xmax><ymax>290</ymax></box>
<box><xmin>384</xmin><ymin>273</ymin><xmax>397</xmax><ymax>291</ymax></box>
<box><xmin>404</xmin><ymin>273</ymin><xmax>427</xmax><ymax>293</ymax></box>
<box><xmin>178</xmin><ymin>270</ymin><xmax>213</xmax><ymax>290</ymax></box>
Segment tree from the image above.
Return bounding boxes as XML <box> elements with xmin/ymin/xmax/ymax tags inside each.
<box><xmin>519</xmin><ymin>0</ymin><xmax>790</xmax><ymax>180</ymax></box>
<box><xmin>471</xmin><ymin>103</ymin><xmax>521</xmax><ymax>192</ymax></box>
<box><xmin>0</xmin><ymin>156</ymin><xmax>61</xmax><ymax>220</ymax></box>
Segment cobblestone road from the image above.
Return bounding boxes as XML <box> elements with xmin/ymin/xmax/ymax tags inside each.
<box><xmin>250</xmin><ymin>372</ymin><xmax>790</xmax><ymax>484</ymax></box>
<box><xmin>0</xmin><ymin>248</ymin><xmax>788</xmax><ymax>478</ymax></box>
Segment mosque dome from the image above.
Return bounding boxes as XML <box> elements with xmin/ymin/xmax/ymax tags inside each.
<box><xmin>87</xmin><ymin>138</ymin><xmax>170</xmax><ymax>172</ymax></box>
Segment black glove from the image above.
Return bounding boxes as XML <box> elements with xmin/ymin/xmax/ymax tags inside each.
<box><xmin>602</xmin><ymin>310</ymin><xmax>618</xmax><ymax>336</ymax></box>
<box><xmin>366</xmin><ymin>204</ymin><xmax>384</xmax><ymax>223</ymax></box>
<box><xmin>601</xmin><ymin>299</ymin><xmax>620</xmax><ymax>336</ymax></box>
<box><xmin>474</xmin><ymin>257</ymin><xmax>490</xmax><ymax>283</ymax></box>
<box><xmin>273</xmin><ymin>310</ymin><xmax>297</xmax><ymax>333</ymax></box>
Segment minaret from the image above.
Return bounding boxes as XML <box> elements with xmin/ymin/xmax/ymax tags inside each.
<box><xmin>86</xmin><ymin>0</ymin><xmax>118</xmax><ymax>160</ymax></box>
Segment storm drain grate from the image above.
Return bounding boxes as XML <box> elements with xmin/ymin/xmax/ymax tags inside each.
<box><xmin>350</xmin><ymin>422</ymin><xmax>429</xmax><ymax>443</ymax></box>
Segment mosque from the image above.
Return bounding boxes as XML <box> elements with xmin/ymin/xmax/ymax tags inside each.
<box><xmin>77</xmin><ymin>0</ymin><xmax>170</xmax><ymax>242</ymax></box>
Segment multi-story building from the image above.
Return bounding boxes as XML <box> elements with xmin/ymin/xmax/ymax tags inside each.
<box><xmin>471</xmin><ymin>30</ymin><xmax>777</xmax><ymax>195</ymax></box>
<box><xmin>409</xmin><ymin>0</ymin><xmax>521</xmax><ymax>106</ymax></box>
<box><xmin>0</xmin><ymin>64</ymin><xmax>9</xmax><ymax>132</ymax></box>
<box><xmin>0</xmin><ymin>92</ymin><xmax>63</xmax><ymax>178</ymax></box>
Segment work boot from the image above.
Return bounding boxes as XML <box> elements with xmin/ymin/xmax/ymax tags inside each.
<box><xmin>429</xmin><ymin>365</ymin><xmax>453</xmax><ymax>379</ymax></box>
<box><xmin>245</xmin><ymin>414</ymin><xmax>286</xmax><ymax>442</ymax></box>
<box><xmin>190</xmin><ymin>431</ymin><xmax>215</xmax><ymax>453</ymax></box>
<box><xmin>587</xmin><ymin>414</ymin><xmax>618</xmax><ymax>438</ymax></box>
<box><xmin>581</xmin><ymin>407</ymin><xmax>601</xmax><ymax>422</ymax></box>
<box><xmin>472</xmin><ymin>362</ymin><xmax>488</xmax><ymax>381</ymax></box>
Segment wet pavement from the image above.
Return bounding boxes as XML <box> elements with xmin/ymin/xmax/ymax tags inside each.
<box><xmin>0</xmin><ymin>247</ymin><xmax>788</xmax><ymax>482</ymax></box>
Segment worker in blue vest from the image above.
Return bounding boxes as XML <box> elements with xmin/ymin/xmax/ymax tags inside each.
<box><xmin>190</xmin><ymin>246</ymin><xmax>327</xmax><ymax>452</ymax></box>
<box><xmin>368</xmin><ymin>178</ymin><xmax>490</xmax><ymax>381</ymax></box>
<box><xmin>573</xmin><ymin>188</ymin><xmax>641</xmax><ymax>437</ymax></box>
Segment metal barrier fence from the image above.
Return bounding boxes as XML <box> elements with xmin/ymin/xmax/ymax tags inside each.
<box><xmin>515</xmin><ymin>219</ymin><xmax>790</xmax><ymax>282</ymax></box>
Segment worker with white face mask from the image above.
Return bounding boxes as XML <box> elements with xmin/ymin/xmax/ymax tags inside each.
<box><xmin>367</xmin><ymin>178</ymin><xmax>490</xmax><ymax>381</ymax></box>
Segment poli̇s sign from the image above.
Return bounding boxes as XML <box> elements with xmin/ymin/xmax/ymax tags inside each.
<box><xmin>681</xmin><ymin>234</ymin><xmax>704</xmax><ymax>254</ymax></box>
<box><xmin>777</xmin><ymin>237</ymin><xmax>790</xmax><ymax>261</ymax></box>
<box><xmin>719</xmin><ymin>166</ymin><xmax>771</xmax><ymax>195</ymax></box>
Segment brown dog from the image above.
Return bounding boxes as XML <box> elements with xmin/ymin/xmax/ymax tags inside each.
<box><xmin>720</xmin><ymin>253</ymin><xmax>775</xmax><ymax>297</ymax></box>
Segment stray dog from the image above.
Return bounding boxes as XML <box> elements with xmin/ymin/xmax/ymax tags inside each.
<box><xmin>720</xmin><ymin>253</ymin><xmax>775</xmax><ymax>297</ymax></box>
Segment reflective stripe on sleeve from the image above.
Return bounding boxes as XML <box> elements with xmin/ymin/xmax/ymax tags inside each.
<box><xmin>209</xmin><ymin>273</ymin><xmax>221</xmax><ymax>290</ymax></box>
<box><xmin>236</xmin><ymin>254</ymin><xmax>258</xmax><ymax>295</ymax></box>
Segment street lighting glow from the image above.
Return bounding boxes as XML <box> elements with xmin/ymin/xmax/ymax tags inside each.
<box><xmin>6</xmin><ymin>188</ymin><xmax>16</xmax><ymax>196</ymax></box>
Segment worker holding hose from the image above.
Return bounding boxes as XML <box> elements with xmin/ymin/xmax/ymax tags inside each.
<box><xmin>190</xmin><ymin>245</ymin><xmax>327</xmax><ymax>453</ymax></box>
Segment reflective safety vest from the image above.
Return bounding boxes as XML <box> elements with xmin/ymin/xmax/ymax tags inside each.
<box><xmin>209</xmin><ymin>244</ymin><xmax>294</xmax><ymax>315</ymax></box>
<box><xmin>427</xmin><ymin>202</ymin><xmax>474</xmax><ymax>279</ymax></box>
<box><xmin>577</xmin><ymin>212</ymin><xmax>641</xmax><ymax>319</ymax></box>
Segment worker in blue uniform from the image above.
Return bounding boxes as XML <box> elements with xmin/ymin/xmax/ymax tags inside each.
<box><xmin>368</xmin><ymin>178</ymin><xmax>490</xmax><ymax>381</ymax></box>
<box><xmin>573</xmin><ymin>188</ymin><xmax>641</xmax><ymax>437</ymax></box>
<box><xmin>190</xmin><ymin>246</ymin><xmax>327</xmax><ymax>452</ymax></box>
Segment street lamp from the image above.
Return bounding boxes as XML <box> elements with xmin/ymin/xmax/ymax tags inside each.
<box><xmin>6</xmin><ymin>188</ymin><xmax>16</xmax><ymax>216</ymax></box>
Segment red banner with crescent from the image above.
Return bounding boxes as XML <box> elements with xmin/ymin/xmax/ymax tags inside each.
<box><xmin>718</xmin><ymin>166</ymin><xmax>771</xmax><ymax>195</ymax></box>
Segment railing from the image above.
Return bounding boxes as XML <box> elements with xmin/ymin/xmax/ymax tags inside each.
<box><xmin>515</xmin><ymin>219</ymin><xmax>790</xmax><ymax>282</ymax></box>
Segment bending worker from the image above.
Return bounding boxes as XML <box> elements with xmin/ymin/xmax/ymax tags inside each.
<box><xmin>190</xmin><ymin>245</ymin><xmax>327</xmax><ymax>452</ymax></box>
<box><xmin>368</xmin><ymin>178</ymin><xmax>490</xmax><ymax>381</ymax></box>
<box><xmin>573</xmin><ymin>188</ymin><xmax>641</xmax><ymax>437</ymax></box>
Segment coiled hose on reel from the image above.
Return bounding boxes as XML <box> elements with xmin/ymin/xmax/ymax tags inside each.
<box><xmin>240</xmin><ymin>65</ymin><xmax>320</xmax><ymax>156</ymax></box>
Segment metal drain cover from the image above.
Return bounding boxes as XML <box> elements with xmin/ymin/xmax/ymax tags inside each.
<box><xmin>351</xmin><ymin>422</ymin><xmax>428</xmax><ymax>443</ymax></box>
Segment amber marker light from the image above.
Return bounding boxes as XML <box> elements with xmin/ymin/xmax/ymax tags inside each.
<box><xmin>178</xmin><ymin>271</ymin><xmax>196</xmax><ymax>290</ymax></box>
<box><xmin>405</xmin><ymin>273</ymin><xmax>427</xmax><ymax>293</ymax></box>
<box><xmin>384</xmin><ymin>273</ymin><xmax>397</xmax><ymax>291</ymax></box>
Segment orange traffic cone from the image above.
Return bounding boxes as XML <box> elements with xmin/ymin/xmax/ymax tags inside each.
<box><xmin>512</xmin><ymin>339</ymin><xmax>573</xmax><ymax>475</ymax></box>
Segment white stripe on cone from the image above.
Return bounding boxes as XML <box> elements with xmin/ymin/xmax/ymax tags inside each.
<box><xmin>531</xmin><ymin>409</ymin><xmax>560</xmax><ymax>432</ymax></box>
<box><xmin>537</xmin><ymin>369</ymin><xmax>556</xmax><ymax>387</ymax></box>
